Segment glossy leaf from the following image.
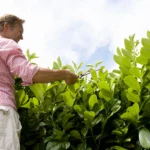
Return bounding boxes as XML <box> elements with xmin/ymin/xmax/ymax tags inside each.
<box><xmin>117</xmin><ymin>47</ymin><xmax>122</xmax><ymax>56</ymax></box>
<box><xmin>124</xmin><ymin>75</ymin><xmax>140</xmax><ymax>90</ymax></box>
<box><xmin>141</xmin><ymin>38</ymin><xmax>150</xmax><ymax>48</ymax></box>
<box><xmin>53</xmin><ymin>61</ymin><xmax>60</xmax><ymax>69</ymax></box>
<box><xmin>95</xmin><ymin>61</ymin><xmax>103</xmax><ymax>68</ymax></box>
<box><xmin>136</xmin><ymin>55</ymin><xmax>148</xmax><ymax>65</ymax></box>
<box><xmin>84</xmin><ymin>111</ymin><xmax>95</xmax><ymax>121</ymax></box>
<box><xmin>109</xmin><ymin>146</ymin><xmax>128</xmax><ymax>150</ymax></box>
<box><xmin>63</xmin><ymin>65</ymin><xmax>75</xmax><ymax>73</ymax></box>
<box><xmin>124</xmin><ymin>38</ymin><xmax>133</xmax><ymax>51</ymax></box>
<box><xmin>90</xmin><ymin>69</ymin><xmax>97</xmax><ymax>81</ymax></box>
<box><xmin>29</xmin><ymin>83</ymin><xmax>45</xmax><ymax>100</ymax></box>
<box><xmin>57</xmin><ymin>56</ymin><xmax>62</xmax><ymax>68</ymax></box>
<box><xmin>122</xmin><ymin>57</ymin><xmax>131</xmax><ymax>67</ymax></box>
<box><xmin>15</xmin><ymin>90</ymin><xmax>28</xmax><ymax>107</ymax></box>
<box><xmin>140</xmin><ymin>47</ymin><xmax>150</xmax><ymax>58</ymax></box>
<box><xmin>88</xmin><ymin>94</ymin><xmax>98</xmax><ymax>110</ymax></box>
<box><xmin>77</xmin><ymin>142</ymin><xmax>86</xmax><ymax>150</ymax></box>
<box><xmin>147</xmin><ymin>31</ymin><xmax>150</xmax><ymax>39</ymax></box>
<box><xmin>129</xmin><ymin>67</ymin><xmax>141</xmax><ymax>78</ymax></box>
<box><xmin>121</xmin><ymin>103</ymin><xmax>139</xmax><ymax>122</ymax></box>
<box><xmin>122</xmin><ymin>49</ymin><xmax>132</xmax><ymax>60</ymax></box>
<box><xmin>126</xmin><ymin>91</ymin><xmax>140</xmax><ymax>103</ymax></box>
<box><xmin>70</xmin><ymin>130</ymin><xmax>81</xmax><ymax>140</ymax></box>
<box><xmin>114</xmin><ymin>55</ymin><xmax>122</xmax><ymax>65</ymax></box>
<box><xmin>74</xmin><ymin>105</ymin><xmax>84</xmax><ymax>117</ymax></box>
<box><xmin>98</xmin><ymin>81</ymin><xmax>110</xmax><ymax>92</ymax></box>
<box><xmin>139</xmin><ymin>128</ymin><xmax>150</xmax><ymax>149</ymax></box>
<box><xmin>63</xmin><ymin>91</ymin><xmax>75</xmax><ymax>107</ymax></box>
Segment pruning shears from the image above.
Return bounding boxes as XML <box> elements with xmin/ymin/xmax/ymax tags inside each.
<box><xmin>78</xmin><ymin>69</ymin><xmax>100</xmax><ymax>79</ymax></box>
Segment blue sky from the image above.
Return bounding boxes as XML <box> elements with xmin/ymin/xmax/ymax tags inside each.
<box><xmin>0</xmin><ymin>0</ymin><xmax>150</xmax><ymax>71</ymax></box>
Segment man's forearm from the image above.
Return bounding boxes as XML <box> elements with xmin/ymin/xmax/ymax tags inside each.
<box><xmin>32</xmin><ymin>68</ymin><xmax>69</xmax><ymax>83</ymax></box>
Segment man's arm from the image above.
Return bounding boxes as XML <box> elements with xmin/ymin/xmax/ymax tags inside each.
<box><xmin>32</xmin><ymin>68</ymin><xmax>78</xmax><ymax>85</ymax></box>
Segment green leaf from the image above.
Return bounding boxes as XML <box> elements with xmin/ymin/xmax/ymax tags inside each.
<box><xmin>61</xmin><ymin>142</ymin><xmax>70</xmax><ymax>149</ymax></box>
<box><xmin>98</xmin><ymin>81</ymin><xmax>110</xmax><ymax>92</ymax></box>
<box><xmin>15</xmin><ymin>90</ymin><xmax>28</xmax><ymax>107</ymax></box>
<box><xmin>46</xmin><ymin>142</ymin><xmax>61</xmax><ymax>150</ymax></box>
<box><xmin>26</xmin><ymin>49</ymin><xmax>38</xmax><ymax>62</ymax></box>
<box><xmin>142</xmin><ymin>101</ymin><xmax>150</xmax><ymax>117</ymax></box>
<box><xmin>86</xmin><ymin>148</ymin><xmax>92</xmax><ymax>150</ymax></box>
<box><xmin>121</xmin><ymin>103</ymin><xmax>139</xmax><ymax>122</ymax></box>
<box><xmin>139</xmin><ymin>128</ymin><xmax>150</xmax><ymax>149</ymax></box>
<box><xmin>110</xmin><ymin>99</ymin><xmax>121</xmax><ymax>117</ymax></box>
<box><xmin>129</xmin><ymin>67</ymin><xmax>141</xmax><ymax>78</ymax></box>
<box><xmin>73</xmin><ymin>105</ymin><xmax>84</xmax><ymax>117</ymax></box>
<box><xmin>30</xmin><ymin>97</ymin><xmax>39</xmax><ymax>106</ymax></box>
<box><xmin>77</xmin><ymin>142</ymin><xmax>87</xmax><ymax>150</ymax></box>
<box><xmin>88</xmin><ymin>94</ymin><xmax>98</xmax><ymax>110</ymax></box>
<box><xmin>53</xmin><ymin>129</ymin><xmax>64</xmax><ymax>140</ymax></box>
<box><xmin>26</xmin><ymin>49</ymin><xmax>30</xmax><ymax>60</ymax></box>
<box><xmin>84</xmin><ymin>111</ymin><xmax>95</xmax><ymax>122</ymax></box>
<box><xmin>122</xmin><ymin>49</ymin><xmax>132</xmax><ymax>60</ymax></box>
<box><xmin>46</xmin><ymin>141</ymin><xmax>70</xmax><ymax>150</ymax></box>
<box><xmin>140</xmin><ymin>47</ymin><xmax>150</xmax><ymax>58</ymax></box>
<box><xmin>122</xmin><ymin>57</ymin><xmax>131</xmax><ymax>67</ymax></box>
<box><xmin>70</xmin><ymin>130</ymin><xmax>81</xmax><ymax>140</ymax></box>
<box><xmin>57</xmin><ymin>56</ymin><xmax>62</xmax><ymax>68</ymax></box>
<box><xmin>99</xmin><ymin>89</ymin><xmax>111</xmax><ymax>101</ymax></box>
<box><xmin>112</xmin><ymin>69</ymin><xmax>121</xmax><ymax>74</ymax></box>
<box><xmin>126</xmin><ymin>91</ymin><xmax>140</xmax><ymax>103</ymax></box>
<box><xmin>95</xmin><ymin>61</ymin><xmax>103</xmax><ymax>68</ymax></box>
<box><xmin>147</xmin><ymin>31</ymin><xmax>150</xmax><ymax>39</ymax></box>
<box><xmin>90</xmin><ymin>69</ymin><xmax>97</xmax><ymax>81</ymax></box>
<box><xmin>109</xmin><ymin>146</ymin><xmax>128</xmax><ymax>150</ymax></box>
<box><xmin>92</xmin><ymin>114</ymin><xmax>103</xmax><ymax>126</ymax></box>
<box><xmin>72</xmin><ymin>61</ymin><xmax>77</xmax><ymax>70</ymax></box>
<box><xmin>63</xmin><ymin>65</ymin><xmax>75</xmax><ymax>73</ymax></box>
<box><xmin>129</xmin><ymin>34</ymin><xmax>135</xmax><ymax>42</ymax></box>
<box><xmin>120</xmin><ymin>65</ymin><xmax>129</xmax><ymax>74</ymax></box>
<box><xmin>124</xmin><ymin>75</ymin><xmax>140</xmax><ymax>90</ymax></box>
<box><xmin>29</xmin><ymin>83</ymin><xmax>45</xmax><ymax>100</ymax></box>
<box><xmin>53</xmin><ymin>61</ymin><xmax>60</xmax><ymax>69</ymax></box>
<box><xmin>116</xmin><ymin>47</ymin><xmax>122</xmax><ymax>56</ymax></box>
<box><xmin>86</xmin><ymin>64</ymin><xmax>94</xmax><ymax>68</ymax></box>
<box><xmin>77</xmin><ymin>62</ymin><xmax>83</xmax><ymax>71</ymax></box>
<box><xmin>63</xmin><ymin>91</ymin><xmax>75</xmax><ymax>106</ymax></box>
<box><xmin>98</xmin><ymin>81</ymin><xmax>111</xmax><ymax>101</ymax></box>
<box><xmin>114</xmin><ymin>55</ymin><xmax>122</xmax><ymax>65</ymax></box>
<box><xmin>112</xmin><ymin>128</ymin><xmax>124</xmax><ymax>136</ymax></box>
<box><xmin>81</xmin><ymin>127</ymin><xmax>88</xmax><ymax>137</ymax></box>
<box><xmin>141</xmin><ymin>38</ymin><xmax>150</xmax><ymax>48</ymax></box>
<box><xmin>136</xmin><ymin>55</ymin><xmax>148</xmax><ymax>65</ymax></box>
<box><xmin>124</xmin><ymin>38</ymin><xmax>133</xmax><ymax>51</ymax></box>
<box><xmin>62</xmin><ymin>113</ymin><xmax>74</xmax><ymax>128</ymax></box>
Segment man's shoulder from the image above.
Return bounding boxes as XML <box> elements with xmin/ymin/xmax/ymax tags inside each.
<box><xmin>0</xmin><ymin>38</ymin><xmax>19</xmax><ymax>49</ymax></box>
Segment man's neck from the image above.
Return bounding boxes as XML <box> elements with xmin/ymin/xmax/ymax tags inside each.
<box><xmin>0</xmin><ymin>33</ymin><xmax>5</xmax><ymax>38</ymax></box>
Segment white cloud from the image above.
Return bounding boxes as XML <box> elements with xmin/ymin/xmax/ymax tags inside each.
<box><xmin>0</xmin><ymin>0</ymin><xmax>150</xmax><ymax>70</ymax></box>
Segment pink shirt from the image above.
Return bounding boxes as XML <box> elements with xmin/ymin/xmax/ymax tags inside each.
<box><xmin>0</xmin><ymin>37</ymin><xmax>39</xmax><ymax>109</ymax></box>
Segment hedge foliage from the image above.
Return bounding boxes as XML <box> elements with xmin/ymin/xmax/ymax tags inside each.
<box><xmin>16</xmin><ymin>32</ymin><xmax>150</xmax><ymax>150</ymax></box>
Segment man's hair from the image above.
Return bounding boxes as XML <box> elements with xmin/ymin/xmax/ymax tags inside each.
<box><xmin>0</xmin><ymin>14</ymin><xmax>25</xmax><ymax>32</ymax></box>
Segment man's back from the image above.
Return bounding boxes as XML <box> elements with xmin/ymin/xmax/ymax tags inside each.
<box><xmin>0</xmin><ymin>38</ymin><xmax>17</xmax><ymax>109</ymax></box>
<box><xmin>0</xmin><ymin>38</ymin><xmax>39</xmax><ymax>109</ymax></box>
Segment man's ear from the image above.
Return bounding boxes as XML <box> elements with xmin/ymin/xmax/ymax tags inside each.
<box><xmin>3</xmin><ymin>22</ymin><xmax>10</xmax><ymax>31</ymax></box>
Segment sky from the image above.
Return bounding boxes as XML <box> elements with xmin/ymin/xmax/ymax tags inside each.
<box><xmin>0</xmin><ymin>0</ymin><xmax>150</xmax><ymax>72</ymax></box>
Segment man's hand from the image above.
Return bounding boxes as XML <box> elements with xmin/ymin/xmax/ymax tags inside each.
<box><xmin>33</xmin><ymin>68</ymin><xmax>78</xmax><ymax>84</ymax></box>
<box><xmin>64</xmin><ymin>70</ymin><xmax>78</xmax><ymax>85</ymax></box>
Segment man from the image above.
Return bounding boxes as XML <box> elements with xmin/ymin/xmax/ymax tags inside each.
<box><xmin>0</xmin><ymin>14</ymin><xmax>78</xmax><ymax>150</ymax></box>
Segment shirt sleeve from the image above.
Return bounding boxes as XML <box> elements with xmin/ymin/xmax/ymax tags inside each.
<box><xmin>0</xmin><ymin>39</ymin><xmax>40</xmax><ymax>86</ymax></box>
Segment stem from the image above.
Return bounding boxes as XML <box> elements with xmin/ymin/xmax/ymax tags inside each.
<box><xmin>90</xmin><ymin>128</ymin><xmax>98</xmax><ymax>148</ymax></box>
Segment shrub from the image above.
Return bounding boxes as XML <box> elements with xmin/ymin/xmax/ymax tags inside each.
<box><xmin>16</xmin><ymin>32</ymin><xmax>150</xmax><ymax>150</ymax></box>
